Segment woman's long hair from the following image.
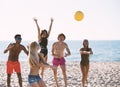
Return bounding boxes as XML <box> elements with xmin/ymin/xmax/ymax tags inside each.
<box><xmin>83</xmin><ymin>39</ymin><xmax>89</xmax><ymax>50</ymax></box>
<box><xmin>28</xmin><ymin>41</ymin><xmax>39</xmax><ymax>66</ymax></box>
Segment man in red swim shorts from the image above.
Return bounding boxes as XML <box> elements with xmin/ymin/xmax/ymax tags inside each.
<box><xmin>4</xmin><ymin>34</ymin><xmax>28</xmax><ymax>87</ymax></box>
<box><xmin>52</xmin><ymin>33</ymin><xmax>71</xmax><ymax>87</ymax></box>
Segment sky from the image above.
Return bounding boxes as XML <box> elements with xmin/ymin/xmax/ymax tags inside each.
<box><xmin>0</xmin><ymin>0</ymin><xmax>120</xmax><ymax>41</ymax></box>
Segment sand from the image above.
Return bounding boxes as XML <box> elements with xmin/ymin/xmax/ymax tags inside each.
<box><xmin>0</xmin><ymin>61</ymin><xmax>120</xmax><ymax>87</ymax></box>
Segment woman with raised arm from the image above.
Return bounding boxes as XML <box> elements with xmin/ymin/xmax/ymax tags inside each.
<box><xmin>33</xmin><ymin>18</ymin><xmax>53</xmax><ymax>79</ymax></box>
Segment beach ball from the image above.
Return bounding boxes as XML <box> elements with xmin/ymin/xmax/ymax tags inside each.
<box><xmin>74</xmin><ymin>11</ymin><xmax>84</xmax><ymax>21</ymax></box>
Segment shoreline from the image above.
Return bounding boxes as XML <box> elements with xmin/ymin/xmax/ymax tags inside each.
<box><xmin>0</xmin><ymin>61</ymin><xmax>120</xmax><ymax>87</ymax></box>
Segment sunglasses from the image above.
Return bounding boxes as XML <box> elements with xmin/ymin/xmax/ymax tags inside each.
<box><xmin>16</xmin><ymin>37</ymin><xmax>22</xmax><ymax>41</ymax></box>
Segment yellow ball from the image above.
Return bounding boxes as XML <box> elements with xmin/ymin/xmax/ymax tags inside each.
<box><xmin>74</xmin><ymin>11</ymin><xmax>84</xmax><ymax>21</ymax></box>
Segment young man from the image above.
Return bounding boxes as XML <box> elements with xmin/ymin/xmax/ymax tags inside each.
<box><xmin>4</xmin><ymin>34</ymin><xmax>28</xmax><ymax>87</ymax></box>
<box><xmin>52</xmin><ymin>33</ymin><xmax>71</xmax><ymax>87</ymax></box>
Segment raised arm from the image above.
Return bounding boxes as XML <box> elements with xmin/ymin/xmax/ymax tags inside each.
<box><xmin>33</xmin><ymin>18</ymin><xmax>41</xmax><ymax>42</ymax></box>
<box><xmin>47</xmin><ymin>18</ymin><xmax>53</xmax><ymax>37</ymax></box>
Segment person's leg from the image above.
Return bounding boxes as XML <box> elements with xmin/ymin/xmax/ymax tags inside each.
<box><xmin>6</xmin><ymin>61</ymin><xmax>13</xmax><ymax>87</ymax></box>
<box><xmin>53</xmin><ymin>66</ymin><xmax>59</xmax><ymax>87</ymax></box>
<box><xmin>60</xmin><ymin>65</ymin><xmax>67</xmax><ymax>87</ymax></box>
<box><xmin>38</xmin><ymin>80</ymin><xmax>47</xmax><ymax>87</ymax></box>
<box><xmin>85</xmin><ymin>64</ymin><xmax>89</xmax><ymax>84</ymax></box>
<box><xmin>14</xmin><ymin>61</ymin><xmax>22</xmax><ymax>87</ymax></box>
<box><xmin>52</xmin><ymin>58</ymin><xmax>60</xmax><ymax>87</ymax></box>
<box><xmin>30</xmin><ymin>82</ymin><xmax>40</xmax><ymax>87</ymax></box>
<box><xmin>41</xmin><ymin>55</ymin><xmax>48</xmax><ymax>79</ymax></box>
<box><xmin>80</xmin><ymin>64</ymin><xmax>87</xmax><ymax>87</ymax></box>
<box><xmin>17</xmin><ymin>73</ymin><xmax>22</xmax><ymax>87</ymax></box>
<box><xmin>7</xmin><ymin>74</ymin><xmax>11</xmax><ymax>87</ymax></box>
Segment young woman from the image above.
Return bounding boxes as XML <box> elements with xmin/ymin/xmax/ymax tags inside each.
<box><xmin>80</xmin><ymin>39</ymin><xmax>93</xmax><ymax>87</ymax></box>
<box><xmin>33</xmin><ymin>18</ymin><xmax>53</xmax><ymax>79</ymax></box>
<box><xmin>28</xmin><ymin>41</ymin><xmax>53</xmax><ymax>87</ymax></box>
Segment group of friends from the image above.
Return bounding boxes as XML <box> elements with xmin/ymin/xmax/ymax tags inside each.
<box><xmin>4</xmin><ymin>18</ymin><xmax>93</xmax><ymax>87</ymax></box>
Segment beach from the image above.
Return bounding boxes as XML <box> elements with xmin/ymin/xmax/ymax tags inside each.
<box><xmin>0</xmin><ymin>61</ymin><xmax>120</xmax><ymax>87</ymax></box>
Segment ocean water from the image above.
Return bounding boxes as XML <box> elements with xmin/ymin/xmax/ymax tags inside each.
<box><xmin>0</xmin><ymin>40</ymin><xmax>120</xmax><ymax>62</ymax></box>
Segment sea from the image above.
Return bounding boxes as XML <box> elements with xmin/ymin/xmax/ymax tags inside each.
<box><xmin>0</xmin><ymin>40</ymin><xmax>120</xmax><ymax>62</ymax></box>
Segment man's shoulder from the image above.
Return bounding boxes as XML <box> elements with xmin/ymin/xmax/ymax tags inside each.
<box><xmin>62</xmin><ymin>42</ymin><xmax>68</xmax><ymax>45</ymax></box>
<box><xmin>10</xmin><ymin>43</ymin><xmax>15</xmax><ymax>45</ymax></box>
<box><xmin>19</xmin><ymin>44</ymin><xmax>26</xmax><ymax>48</ymax></box>
<box><xmin>80</xmin><ymin>48</ymin><xmax>84</xmax><ymax>50</ymax></box>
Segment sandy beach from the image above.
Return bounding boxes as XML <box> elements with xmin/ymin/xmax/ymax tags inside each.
<box><xmin>0</xmin><ymin>61</ymin><xmax>120</xmax><ymax>87</ymax></box>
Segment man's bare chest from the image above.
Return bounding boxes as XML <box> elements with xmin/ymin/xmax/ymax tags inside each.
<box><xmin>54</xmin><ymin>44</ymin><xmax>65</xmax><ymax>50</ymax></box>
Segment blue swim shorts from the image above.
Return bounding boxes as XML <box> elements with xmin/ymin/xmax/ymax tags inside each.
<box><xmin>28</xmin><ymin>75</ymin><xmax>41</xmax><ymax>84</ymax></box>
